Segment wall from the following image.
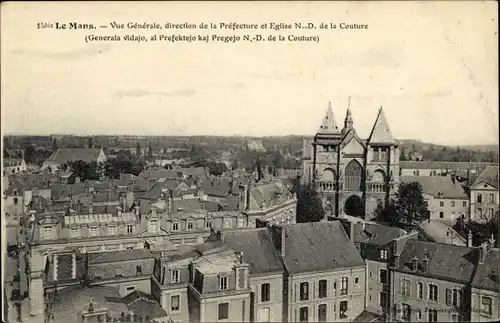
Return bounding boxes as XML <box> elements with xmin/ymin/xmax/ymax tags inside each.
<box><xmin>470</xmin><ymin>187</ymin><xmax>499</xmax><ymax>223</ymax></box>
<box><xmin>366</xmin><ymin>260</ymin><xmax>389</xmax><ymax>316</ymax></box>
<box><xmin>200</xmin><ymin>293</ymin><xmax>251</xmax><ymax>322</ymax></box>
<box><xmin>88</xmin><ymin>258</ymin><xmax>155</xmax><ymax>281</ymax></box>
<box><xmin>471</xmin><ymin>287</ymin><xmax>500</xmax><ymax>322</ymax></box>
<box><xmin>426</xmin><ymin>196</ymin><xmax>469</xmax><ymax>222</ymax></box>
<box><xmin>160</xmin><ymin>286</ymin><xmax>190</xmax><ymax>322</ymax></box>
<box><xmin>392</xmin><ymin>271</ymin><xmax>469</xmax><ymax>322</ymax></box>
<box><xmin>250</xmin><ymin>273</ymin><xmax>284</xmax><ymax>322</ymax></box>
<box><xmin>288</xmin><ymin>267</ymin><xmax>366</xmax><ymax>322</ymax></box>
<box><xmin>97</xmin><ymin>278</ymin><xmax>151</xmax><ymax>297</ymax></box>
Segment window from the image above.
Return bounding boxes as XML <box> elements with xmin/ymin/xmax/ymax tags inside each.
<box><xmin>478</xmin><ymin>208</ymin><xmax>483</xmax><ymax>216</ymax></box>
<box><xmin>300</xmin><ymin>282</ymin><xmax>309</xmax><ymax>301</ymax></box>
<box><xmin>490</xmin><ymin>194</ymin><xmax>495</xmax><ymax>203</ymax></box>
<box><xmin>339</xmin><ymin>301</ymin><xmax>348</xmax><ymax>319</ymax></box>
<box><xmin>69</xmin><ymin>228</ymin><xmax>79</xmax><ymax>238</ymax></box>
<box><xmin>218</xmin><ymin>302</ymin><xmax>229</xmax><ymax>320</ymax></box>
<box><xmin>380</xmin><ymin>249</ymin><xmax>388</xmax><ymax>260</ymax></box>
<box><xmin>428</xmin><ymin>284</ymin><xmax>438</xmax><ymax>302</ymax></box>
<box><xmin>261</xmin><ymin>283</ymin><xmax>270</xmax><ymax>302</ymax></box>
<box><xmin>108</xmin><ymin>225</ymin><xmax>117</xmax><ymax>235</ymax></box>
<box><xmin>379</xmin><ymin>292</ymin><xmax>387</xmax><ymax>309</ymax></box>
<box><xmin>318</xmin><ymin>280</ymin><xmax>327</xmax><ymax>298</ymax></box>
<box><xmin>13</xmin><ymin>198</ymin><xmax>18</xmax><ymax>205</ymax></box>
<box><xmin>171</xmin><ymin>295</ymin><xmax>180</xmax><ymax>312</ymax></box>
<box><xmin>42</xmin><ymin>226</ymin><xmax>53</xmax><ymax>239</ymax></box>
<box><xmin>89</xmin><ymin>226</ymin><xmax>99</xmax><ymax>237</ymax></box>
<box><xmin>136</xmin><ymin>266</ymin><xmax>142</xmax><ymax>275</ymax></box>
<box><xmin>126</xmin><ymin>246</ymin><xmax>134</xmax><ymax>250</ymax></box>
<box><xmin>490</xmin><ymin>208</ymin><xmax>495</xmax><ymax>217</ymax></box>
<box><xmin>446</xmin><ymin>288</ymin><xmax>463</xmax><ymax>307</ymax></box>
<box><xmin>400</xmin><ymin>278</ymin><xmax>411</xmax><ymax>297</ymax></box>
<box><xmin>219</xmin><ymin>276</ymin><xmax>228</xmax><ymax>290</ymax></box>
<box><xmin>402</xmin><ymin>303</ymin><xmax>411</xmax><ymax>321</ymax></box>
<box><xmin>340</xmin><ymin>277</ymin><xmax>348</xmax><ymax>295</ymax></box>
<box><xmin>171</xmin><ymin>269</ymin><xmax>180</xmax><ymax>283</ymax></box>
<box><xmin>125</xmin><ymin>286</ymin><xmax>136</xmax><ymax>292</ymax></box>
<box><xmin>238</xmin><ymin>218</ymin><xmax>245</xmax><ymax>227</ymax></box>
<box><xmin>477</xmin><ymin>193</ymin><xmax>483</xmax><ymax>203</ymax></box>
<box><xmin>417</xmin><ymin>310</ymin><xmax>422</xmax><ymax>320</ymax></box>
<box><xmin>172</xmin><ymin>222</ymin><xmax>179</xmax><ymax>231</ymax></box>
<box><xmin>126</xmin><ymin>225</ymin><xmax>134</xmax><ymax>234</ymax></box>
<box><xmin>149</xmin><ymin>219</ymin><xmax>158</xmax><ymax>232</ymax></box>
<box><xmin>318</xmin><ymin>304</ymin><xmax>327</xmax><ymax>322</ymax></box>
<box><xmin>440</xmin><ymin>201</ymin><xmax>444</xmax><ymax>207</ymax></box>
<box><xmin>439</xmin><ymin>212</ymin><xmax>444</xmax><ymax>218</ymax></box>
<box><xmin>206</xmin><ymin>220</ymin><xmax>211</xmax><ymax>228</ymax></box>
<box><xmin>463</xmin><ymin>201</ymin><xmax>467</xmax><ymax>207</ymax></box>
<box><xmin>187</xmin><ymin>221</ymin><xmax>193</xmax><ymax>230</ymax></box>
<box><xmin>354</xmin><ymin>276</ymin><xmax>360</xmax><ymax>285</ymax></box>
<box><xmin>369</xmin><ymin>272</ymin><xmax>373</xmax><ymax>279</ymax></box>
<box><xmin>451</xmin><ymin>201</ymin><xmax>455</xmax><ymax>207</ymax></box>
<box><xmin>428</xmin><ymin>309</ymin><xmax>438</xmax><ymax>322</ymax></box>
<box><xmin>417</xmin><ymin>282</ymin><xmax>423</xmax><ymax>299</ymax></box>
<box><xmin>481</xmin><ymin>296</ymin><xmax>492</xmax><ymax>316</ymax></box>
<box><xmin>380</xmin><ymin>269</ymin><xmax>388</xmax><ymax>284</ymax></box>
<box><xmin>451</xmin><ymin>314</ymin><xmax>463</xmax><ymax>322</ymax></box>
<box><xmin>299</xmin><ymin>307</ymin><xmax>309</xmax><ymax>322</ymax></box>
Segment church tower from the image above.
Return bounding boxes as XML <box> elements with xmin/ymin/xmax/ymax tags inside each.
<box><xmin>364</xmin><ymin>107</ymin><xmax>400</xmax><ymax>219</ymax></box>
<box><xmin>311</xmin><ymin>102</ymin><xmax>343</xmax><ymax>218</ymax></box>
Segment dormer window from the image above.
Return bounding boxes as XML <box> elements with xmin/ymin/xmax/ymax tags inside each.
<box><xmin>219</xmin><ymin>276</ymin><xmax>228</xmax><ymax>290</ymax></box>
<box><xmin>70</xmin><ymin>227</ymin><xmax>80</xmax><ymax>238</ymax></box>
<box><xmin>108</xmin><ymin>225</ymin><xmax>117</xmax><ymax>235</ymax></box>
<box><xmin>172</xmin><ymin>222</ymin><xmax>179</xmax><ymax>231</ymax></box>
<box><xmin>187</xmin><ymin>221</ymin><xmax>194</xmax><ymax>230</ymax></box>
<box><xmin>148</xmin><ymin>219</ymin><xmax>158</xmax><ymax>233</ymax></box>
<box><xmin>89</xmin><ymin>225</ymin><xmax>99</xmax><ymax>237</ymax></box>
<box><xmin>42</xmin><ymin>226</ymin><xmax>54</xmax><ymax>240</ymax></box>
<box><xmin>380</xmin><ymin>249</ymin><xmax>388</xmax><ymax>260</ymax></box>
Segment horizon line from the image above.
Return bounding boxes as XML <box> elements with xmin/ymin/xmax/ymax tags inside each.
<box><xmin>1</xmin><ymin>133</ymin><xmax>499</xmax><ymax>148</ymax></box>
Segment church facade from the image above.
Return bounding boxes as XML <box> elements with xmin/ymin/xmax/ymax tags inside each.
<box><xmin>302</xmin><ymin>102</ymin><xmax>400</xmax><ymax>220</ymax></box>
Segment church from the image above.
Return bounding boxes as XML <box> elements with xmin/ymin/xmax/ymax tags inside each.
<box><xmin>302</xmin><ymin>101</ymin><xmax>400</xmax><ymax>220</ymax></box>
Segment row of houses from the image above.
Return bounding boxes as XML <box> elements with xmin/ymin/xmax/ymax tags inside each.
<box><xmin>28</xmin><ymin>221</ymin><xmax>500</xmax><ymax>323</ymax></box>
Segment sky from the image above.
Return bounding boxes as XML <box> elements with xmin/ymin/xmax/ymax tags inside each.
<box><xmin>1</xmin><ymin>1</ymin><xmax>498</xmax><ymax>146</ymax></box>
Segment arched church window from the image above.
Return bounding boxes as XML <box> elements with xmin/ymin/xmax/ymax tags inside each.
<box><xmin>345</xmin><ymin>160</ymin><xmax>363</xmax><ymax>191</ymax></box>
<box><xmin>372</xmin><ymin>170</ymin><xmax>386</xmax><ymax>183</ymax></box>
<box><xmin>322</xmin><ymin>168</ymin><xmax>335</xmax><ymax>182</ymax></box>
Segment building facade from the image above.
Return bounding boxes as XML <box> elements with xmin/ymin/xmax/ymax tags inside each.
<box><xmin>303</xmin><ymin>102</ymin><xmax>400</xmax><ymax>220</ymax></box>
<box><xmin>469</xmin><ymin>166</ymin><xmax>499</xmax><ymax>223</ymax></box>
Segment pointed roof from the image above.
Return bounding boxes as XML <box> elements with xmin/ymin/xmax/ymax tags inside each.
<box><xmin>368</xmin><ymin>107</ymin><xmax>396</xmax><ymax>145</ymax></box>
<box><xmin>317</xmin><ymin>102</ymin><xmax>340</xmax><ymax>135</ymax></box>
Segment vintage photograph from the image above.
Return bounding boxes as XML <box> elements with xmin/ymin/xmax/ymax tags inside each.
<box><xmin>1</xmin><ymin>1</ymin><xmax>498</xmax><ymax>323</ymax></box>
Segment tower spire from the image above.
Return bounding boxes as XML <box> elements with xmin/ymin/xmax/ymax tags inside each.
<box><xmin>317</xmin><ymin>101</ymin><xmax>339</xmax><ymax>134</ymax></box>
<box><xmin>342</xmin><ymin>97</ymin><xmax>354</xmax><ymax>135</ymax></box>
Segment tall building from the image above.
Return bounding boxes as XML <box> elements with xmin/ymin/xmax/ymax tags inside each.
<box><xmin>303</xmin><ymin>101</ymin><xmax>400</xmax><ymax>220</ymax></box>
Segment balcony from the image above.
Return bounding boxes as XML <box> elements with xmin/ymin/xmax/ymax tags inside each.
<box><xmin>366</xmin><ymin>182</ymin><xmax>387</xmax><ymax>193</ymax></box>
<box><xmin>317</xmin><ymin>182</ymin><xmax>337</xmax><ymax>192</ymax></box>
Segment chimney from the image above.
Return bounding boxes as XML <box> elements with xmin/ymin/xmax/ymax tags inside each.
<box><xmin>349</xmin><ymin>221</ymin><xmax>355</xmax><ymax>241</ymax></box>
<box><xmin>479</xmin><ymin>242</ymin><xmax>488</xmax><ymax>264</ymax></box>
<box><xmin>422</xmin><ymin>257</ymin><xmax>429</xmax><ymax>273</ymax></box>
<box><xmin>412</xmin><ymin>257</ymin><xmax>419</xmax><ymax>272</ymax></box>
<box><xmin>362</xmin><ymin>221</ymin><xmax>366</xmax><ymax>231</ymax></box>
<box><xmin>117</xmin><ymin>207</ymin><xmax>122</xmax><ymax>218</ymax></box>
<box><xmin>88</xmin><ymin>203</ymin><xmax>93</xmax><ymax>214</ymax></box>
<box><xmin>467</xmin><ymin>230</ymin><xmax>473</xmax><ymax>247</ymax></box>
<box><xmin>281</xmin><ymin>228</ymin><xmax>286</xmax><ymax>257</ymax></box>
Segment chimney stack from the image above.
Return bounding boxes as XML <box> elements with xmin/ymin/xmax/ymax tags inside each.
<box><xmin>412</xmin><ymin>257</ymin><xmax>419</xmax><ymax>272</ymax></box>
<box><xmin>467</xmin><ymin>230</ymin><xmax>473</xmax><ymax>247</ymax></box>
<box><xmin>479</xmin><ymin>242</ymin><xmax>488</xmax><ymax>265</ymax></box>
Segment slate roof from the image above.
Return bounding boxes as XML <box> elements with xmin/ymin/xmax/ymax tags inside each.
<box><xmin>472</xmin><ymin>165</ymin><xmax>499</xmax><ymax>189</ymax></box>
<box><xmin>247</xmin><ymin>180</ymin><xmax>294</xmax><ymax>211</ymax></box>
<box><xmin>50</xmin><ymin>286</ymin><xmax>130</xmax><ymax>322</ymax></box>
<box><xmin>279</xmin><ymin>221</ymin><xmax>365</xmax><ymax>274</ymax></box>
<box><xmin>317</xmin><ymin>102</ymin><xmax>340</xmax><ymax>134</ymax></box>
<box><xmin>367</xmin><ymin>107</ymin><xmax>396</xmax><ymax>145</ymax></box>
<box><xmin>353</xmin><ymin>310</ymin><xmax>384</xmax><ymax>322</ymax></box>
<box><xmin>3</xmin><ymin>158</ymin><xmax>25</xmax><ymax>167</ymax></box>
<box><xmin>400</xmin><ymin>175</ymin><xmax>468</xmax><ymax>199</ymax></box>
<box><xmin>397</xmin><ymin>240</ymin><xmax>477</xmax><ymax>284</ymax></box>
<box><xmin>353</xmin><ymin>223</ymin><xmax>407</xmax><ymax>246</ymax></box>
<box><xmin>221</xmin><ymin>228</ymin><xmax>284</xmax><ymax>275</ymax></box>
<box><xmin>203</xmin><ymin>178</ymin><xmax>232</xmax><ymax>197</ymax></box>
<box><xmin>88</xmin><ymin>249</ymin><xmax>155</xmax><ymax>264</ymax></box>
<box><xmin>122</xmin><ymin>291</ymin><xmax>168</xmax><ymax>319</ymax></box>
<box><xmin>400</xmin><ymin>161</ymin><xmax>497</xmax><ymax>171</ymax></box>
<box><xmin>472</xmin><ymin>248</ymin><xmax>499</xmax><ymax>292</ymax></box>
<box><xmin>44</xmin><ymin>148</ymin><xmax>104</xmax><ymax>165</ymax></box>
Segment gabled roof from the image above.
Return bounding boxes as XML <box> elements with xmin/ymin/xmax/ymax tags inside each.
<box><xmin>88</xmin><ymin>249</ymin><xmax>155</xmax><ymax>264</ymax></box>
<box><xmin>400</xmin><ymin>175</ymin><xmax>468</xmax><ymax>199</ymax></box>
<box><xmin>472</xmin><ymin>248</ymin><xmax>499</xmax><ymax>292</ymax></box>
<box><xmin>397</xmin><ymin>240</ymin><xmax>477</xmax><ymax>284</ymax></box>
<box><xmin>316</xmin><ymin>102</ymin><xmax>340</xmax><ymax>135</ymax></box>
<box><xmin>279</xmin><ymin>221</ymin><xmax>365</xmax><ymax>274</ymax></box>
<box><xmin>44</xmin><ymin>148</ymin><xmax>104</xmax><ymax>165</ymax></box>
<box><xmin>353</xmin><ymin>223</ymin><xmax>407</xmax><ymax>246</ymax></box>
<box><xmin>472</xmin><ymin>165</ymin><xmax>499</xmax><ymax>189</ymax></box>
<box><xmin>221</xmin><ymin>228</ymin><xmax>284</xmax><ymax>275</ymax></box>
<box><xmin>247</xmin><ymin>180</ymin><xmax>294</xmax><ymax>211</ymax></box>
<box><xmin>367</xmin><ymin>107</ymin><xmax>396</xmax><ymax>145</ymax></box>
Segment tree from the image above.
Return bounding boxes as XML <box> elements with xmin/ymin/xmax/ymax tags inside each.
<box><xmin>88</xmin><ymin>137</ymin><xmax>94</xmax><ymax>149</ymax></box>
<box><xmin>296</xmin><ymin>184</ymin><xmax>324</xmax><ymax>222</ymax></box>
<box><xmin>393</xmin><ymin>182</ymin><xmax>429</xmax><ymax>225</ymax></box>
<box><xmin>148</xmin><ymin>142</ymin><xmax>153</xmax><ymax>159</ymax></box>
<box><xmin>136</xmin><ymin>142</ymin><xmax>141</xmax><ymax>157</ymax></box>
